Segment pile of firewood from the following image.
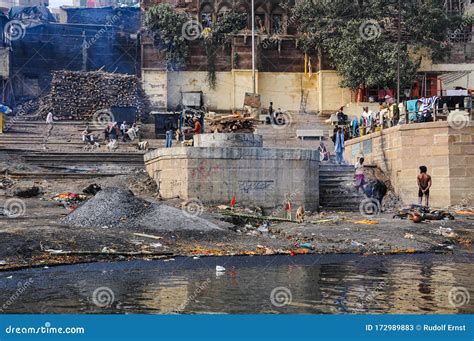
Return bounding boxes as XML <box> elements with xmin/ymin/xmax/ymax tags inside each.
<box><xmin>206</xmin><ymin>113</ymin><xmax>257</xmax><ymax>133</ymax></box>
<box><xmin>36</xmin><ymin>70</ymin><xmax>148</xmax><ymax>120</ymax></box>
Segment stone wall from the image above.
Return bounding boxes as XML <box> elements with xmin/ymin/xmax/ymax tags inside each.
<box><xmin>141</xmin><ymin>68</ymin><xmax>352</xmax><ymax>113</ymax></box>
<box><xmin>145</xmin><ymin>145</ymin><xmax>320</xmax><ymax>211</ymax></box>
<box><xmin>344</xmin><ymin>121</ymin><xmax>474</xmax><ymax>208</ymax></box>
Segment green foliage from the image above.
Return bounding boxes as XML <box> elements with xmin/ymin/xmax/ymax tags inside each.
<box><xmin>291</xmin><ymin>0</ymin><xmax>463</xmax><ymax>90</ymax></box>
<box><xmin>203</xmin><ymin>10</ymin><xmax>247</xmax><ymax>88</ymax></box>
<box><xmin>145</xmin><ymin>3</ymin><xmax>189</xmax><ymax>71</ymax></box>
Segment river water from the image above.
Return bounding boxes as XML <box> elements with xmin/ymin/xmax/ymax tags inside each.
<box><xmin>0</xmin><ymin>254</ymin><xmax>473</xmax><ymax>314</ymax></box>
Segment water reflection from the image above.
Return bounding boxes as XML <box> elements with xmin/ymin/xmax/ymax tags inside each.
<box><xmin>0</xmin><ymin>254</ymin><xmax>472</xmax><ymax>314</ymax></box>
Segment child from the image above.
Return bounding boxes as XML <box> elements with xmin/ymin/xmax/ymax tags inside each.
<box><xmin>354</xmin><ymin>157</ymin><xmax>365</xmax><ymax>192</ymax></box>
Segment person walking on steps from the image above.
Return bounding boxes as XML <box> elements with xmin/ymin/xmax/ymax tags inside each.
<box><xmin>335</xmin><ymin>127</ymin><xmax>345</xmax><ymax>164</ymax></box>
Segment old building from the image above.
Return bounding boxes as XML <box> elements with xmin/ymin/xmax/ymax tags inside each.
<box><xmin>141</xmin><ymin>0</ymin><xmax>350</xmax><ymax>113</ymax></box>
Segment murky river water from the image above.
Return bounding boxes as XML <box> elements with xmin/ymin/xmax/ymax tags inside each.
<box><xmin>0</xmin><ymin>254</ymin><xmax>473</xmax><ymax>314</ymax></box>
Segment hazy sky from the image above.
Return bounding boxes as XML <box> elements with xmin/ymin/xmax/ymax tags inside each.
<box><xmin>49</xmin><ymin>0</ymin><xmax>73</xmax><ymax>9</ymax></box>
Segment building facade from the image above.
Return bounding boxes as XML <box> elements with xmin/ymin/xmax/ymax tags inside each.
<box><xmin>141</xmin><ymin>0</ymin><xmax>351</xmax><ymax>113</ymax></box>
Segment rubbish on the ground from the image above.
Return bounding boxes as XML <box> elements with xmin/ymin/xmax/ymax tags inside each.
<box><xmin>257</xmin><ymin>223</ymin><xmax>269</xmax><ymax>233</ymax></box>
<box><xmin>217</xmin><ymin>205</ymin><xmax>231</xmax><ymax>210</ymax></box>
<box><xmin>101</xmin><ymin>225</ymin><xmax>109</xmax><ymax>229</ymax></box>
<box><xmin>45</xmin><ymin>249</ymin><xmax>63</xmax><ymax>254</ymax></box>
<box><xmin>433</xmin><ymin>227</ymin><xmax>458</xmax><ymax>238</ymax></box>
<box><xmin>446</xmin><ymin>245</ymin><xmax>454</xmax><ymax>250</ymax></box>
<box><xmin>230</xmin><ymin>196</ymin><xmax>236</xmax><ymax>208</ymax></box>
<box><xmin>221</xmin><ymin>210</ymin><xmax>295</xmax><ymax>223</ymax></box>
<box><xmin>354</xmin><ymin>219</ymin><xmax>379</xmax><ymax>225</ymax></box>
<box><xmin>47</xmin><ymin>250</ymin><xmax>173</xmax><ymax>256</ymax></box>
<box><xmin>83</xmin><ymin>183</ymin><xmax>102</xmax><ymax>195</ymax></box>
<box><xmin>295</xmin><ymin>243</ymin><xmax>314</xmax><ymax>250</ymax></box>
<box><xmin>404</xmin><ymin>233</ymin><xmax>415</xmax><ymax>240</ymax></box>
<box><xmin>14</xmin><ymin>186</ymin><xmax>41</xmax><ymax>198</ymax></box>
<box><xmin>133</xmin><ymin>233</ymin><xmax>162</xmax><ymax>240</ymax></box>
<box><xmin>216</xmin><ymin>265</ymin><xmax>226</xmax><ymax>272</ymax></box>
<box><xmin>52</xmin><ymin>191</ymin><xmax>87</xmax><ymax>209</ymax></box>
<box><xmin>150</xmin><ymin>243</ymin><xmax>163</xmax><ymax>248</ymax></box>
<box><xmin>455</xmin><ymin>210</ymin><xmax>474</xmax><ymax>216</ymax></box>
<box><xmin>351</xmin><ymin>240</ymin><xmax>364</xmax><ymax>247</ymax></box>
<box><xmin>0</xmin><ymin>260</ymin><xmax>6</xmax><ymax>265</ymax></box>
<box><xmin>256</xmin><ymin>245</ymin><xmax>274</xmax><ymax>254</ymax></box>
<box><xmin>311</xmin><ymin>218</ymin><xmax>336</xmax><ymax>224</ymax></box>
<box><xmin>394</xmin><ymin>205</ymin><xmax>454</xmax><ymax>221</ymax></box>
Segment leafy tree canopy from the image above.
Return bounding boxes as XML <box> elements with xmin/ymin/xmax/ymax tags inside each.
<box><xmin>286</xmin><ymin>0</ymin><xmax>465</xmax><ymax>90</ymax></box>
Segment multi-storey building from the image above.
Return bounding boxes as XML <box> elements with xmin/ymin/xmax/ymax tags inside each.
<box><xmin>141</xmin><ymin>0</ymin><xmax>349</xmax><ymax>113</ymax></box>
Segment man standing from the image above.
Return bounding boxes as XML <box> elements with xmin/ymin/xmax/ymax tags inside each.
<box><xmin>268</xmin><ymin>102</ymin><xmax>274</xmax><ymax>124</ymax></box>
<box><xmin>335</xmin><ymin>127</ymin><xmax>345</xmax><ymax>164</ymax></box>
<box><xmin>192</xmin><ymin>116</ymin><xmax>202</xmax><ymax>135</ymax></box>
<box><xmin>417</xmin><ymin>166</ymin><xmax>432</xmax><ymax>207</ymax></box>
<box><xmin>165</xmin><ymin>117</ymin><xmax>175</xmax><ymax>148</ymax></box>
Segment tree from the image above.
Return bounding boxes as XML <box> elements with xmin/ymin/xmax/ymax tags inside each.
<box><xmin>145</xmin><ymin>3</ymin><xmax>190</xmax><ymax>71</ymax></box>
<box><xmin>288</xmin><ymin>0</ymin><xmax>464</xmax><ymax>91</ymax></box>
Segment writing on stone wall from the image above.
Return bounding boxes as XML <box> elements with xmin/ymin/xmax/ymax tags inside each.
<box><xmin>238</xmin><ymin>181</ymin><xmax>274</xmax><ymax>194</ymax></box>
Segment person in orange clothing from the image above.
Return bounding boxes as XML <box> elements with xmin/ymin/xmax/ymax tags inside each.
<box><xmin>192</xmin><ymin>116</ymin><xmax>202</xmax><ymax>135</ymax></box>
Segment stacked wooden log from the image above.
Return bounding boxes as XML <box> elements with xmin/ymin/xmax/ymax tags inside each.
<box><xmin>206</xmin><ymin>113</ymin><xmax>257</xmax><ymax>133</ymax></box>
<box><xmin>36</xmin><ymin>70</ymin><xmax>148</xmax><ymax>120</ymax></box>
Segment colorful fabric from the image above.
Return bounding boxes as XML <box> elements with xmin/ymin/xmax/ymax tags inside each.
<box><xmin>419</xmin><ymin>96</ymin><xmax>438</xmax><ymax>112</ymax></box>
<box><xmin>407</xmin><ymin>100</ymin><xmax>418</xmax><ymax>113</ymax></box>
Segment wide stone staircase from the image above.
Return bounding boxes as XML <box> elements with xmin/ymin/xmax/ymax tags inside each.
<box><xmin>319</xmin><ymin>163</ymin><xmax>367</xmax><ymax>212</ymax></box>
<box><xmin>254</xmin><ymin>112</ymin><xmax>335</xmax><ymax>151</ymax></box>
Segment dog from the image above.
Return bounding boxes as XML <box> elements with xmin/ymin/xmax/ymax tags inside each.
<box><xmin>296</xmin><ymin>206</ymin><xmax>305</xmax><ymax>223</ymax></box>
<box><xmin>138</xmin><ymin>141</ymin><xmax>149</xmax><ymax>150</ymax></box>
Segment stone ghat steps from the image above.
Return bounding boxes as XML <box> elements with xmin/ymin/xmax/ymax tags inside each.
<box><xmin>21</xmin><ymin>152</ymin><xmax>146</xmax><ymax>167</ymax></box>
<box><xmin>319</xmin><ymin>164</ymin><xmax>366</xmax><ymax>212</ymax></box>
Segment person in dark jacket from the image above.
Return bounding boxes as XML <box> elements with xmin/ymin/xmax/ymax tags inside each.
<box><xmin>165</xmin><ymin>117</ymin><xmax>176</xmax><ymax>148</ymax></box>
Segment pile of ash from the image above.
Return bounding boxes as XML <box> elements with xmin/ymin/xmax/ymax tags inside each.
<box><xmin>61</xmin><ymin>187</ymin><xmax>221</xmax><ymax>232</ymax></box>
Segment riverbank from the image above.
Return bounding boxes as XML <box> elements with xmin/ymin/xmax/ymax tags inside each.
<box><xmin>1</xmin><ymin>178</ymin><xmax>473</xmax><ymax>271</ymax></box>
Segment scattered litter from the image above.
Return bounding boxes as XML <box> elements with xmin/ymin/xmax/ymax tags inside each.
<box><xmin>404</xmin><ymin>233</ymin><xmax>415</xmax><ymax>240</ymax></box>
<box><xmin>83</xmin><ymin>183</ymin><xmax>102</xmax><ymax>195</ymax></box>
<box><xmin>217</xmin><ymin>205</ymin><xmax>231</xmax><ymax>211</ymax></box>
<box><xmin>14</xmin><ymin>186</ymin><xmax>41</xmax><ymax>198</ymax></box>
<box><xmin>0</xmin><ymin>260</ymin><xmax>6</xmax><ymax>265</ymax></box>
<box><xmin>150</xmin><ymin>243</ymin><xmax>163</xmax><ymax>248</ymax></box>
<box><xmin>257</xmin><ymin>224</ymin><xmax>269</xmax><ymax>233</ymax></box>
<box><xmin>351</xmin><ymin>240</ymin><xmax>364</xmax><ymax>247</ymax></box>
<box><xmin>311</xmin><ymin>218</ymin><xmax>336</xmax><ymax>224</ymax></box>
<box><xmin>216</xmin><ymin>265</ymin><xmax>226</xmax><ymax>272</ymax></box>
<box><xmin>354</xmin><ymin>219</ymin><xmax>379</xmax><ymax>225</ymax></box>
<box><xmin>45</xmin><ymin>249</ymin><xmax>63</xmax><ymax>254</ymax></box>
<box><xmin>101</xmin><ymin>225</ymin><xmax>109</xmax><ymax>229</ymax></box>
<box><xmin>446</xmin><ymin>245</ymin><xmax>454</xmax><ymax>250</ymax></box>
<box><xmin>295</xmin><ymin>243</ymin><xmax>314</xmax><ymax>250</ymax></box>
<box><xmin>455</xmin><ymin>210</ymin><xmax>474</xmax><ymax>216</ymax></box>
<box><xmin>433</xmin><ymin>227</ymin><xmax>458</xmax><ymax>238</ymax></box>
<box><xmin>133</xmin><ymin>233</ymin><xmax>162</xmax><ymax>240</ymax></box>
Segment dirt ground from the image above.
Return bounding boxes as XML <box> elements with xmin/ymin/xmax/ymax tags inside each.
<box><xmin>1</xmin><ymin>172</ymin><xmax>473</xmax><ymax>271</ymax></box>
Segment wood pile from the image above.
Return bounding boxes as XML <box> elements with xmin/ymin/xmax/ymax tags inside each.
<box><xmin>206</xmin><ymin>113</ymin><xmax>257</xmax><ymax>133</ymax></box>
<box><xmin>36</xmin><ymin>71</ymin><xmax>148</xmax><ymax>120</ymax></box>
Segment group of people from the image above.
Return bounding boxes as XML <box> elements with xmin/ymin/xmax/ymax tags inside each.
<box><xmin>81</xmin><ymin>121</ymin><xmax>139</xmax><ymax>150</ymax></box>
<box><xmin>164</xmin><ymin>115</ymin><xmax>202</xmax><ymax>148</ymax></box>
